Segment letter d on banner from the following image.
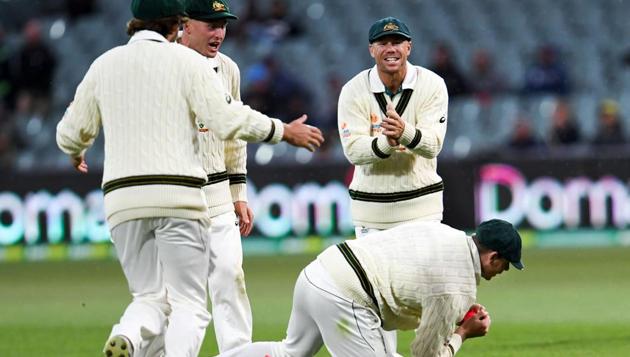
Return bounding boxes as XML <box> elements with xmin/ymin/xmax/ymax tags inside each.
<box><xmin>476</xmin><ymin>164</ymin><xmax>526</xmax><ymax>225</ymax></box>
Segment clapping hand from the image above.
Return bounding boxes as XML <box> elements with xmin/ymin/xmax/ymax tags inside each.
<box><xmin>381</xmin><ymin>103</ymin><xmax>404</xmax><ymax>146</ymax></box>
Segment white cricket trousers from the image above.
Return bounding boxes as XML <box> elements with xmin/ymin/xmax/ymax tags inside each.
<box><xmin>218</xmin><ymin>259</ymin><xmax>396</xmax><ymax>357</ymax></box>
<box><xmin>354</xmin><ymin>226</ymin><xmax>400</xmax><ymax>356</ymax></box>
<box><xmin>108</xmin><ymin>217</ymin><xmax>211</xmax><ymax>357</ymax></box>
<box><xmin>207</xmin><ymin>211</ymin><xmax>252</xmax><ymax>352</ymax></box>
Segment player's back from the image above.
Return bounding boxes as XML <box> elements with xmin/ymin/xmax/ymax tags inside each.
<box><xmin>89</xmin><ymin>32</ymin><xmax>210</xmax><ymax>183</ymax></box>
<box><xmin>348</xmin><ymin>221</ymin><xmax>478</xmax><ymax>324</ymax></box>
<box><xmin>350</xmin><ymin>221</ymin><xmax>476</xmax><ymax>288</ymax></box>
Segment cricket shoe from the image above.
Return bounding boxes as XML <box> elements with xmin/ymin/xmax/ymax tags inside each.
<box><xmin>103</xmin><ymin>335</ymin><xmax>133</xmax><ymax>357</ymax></box>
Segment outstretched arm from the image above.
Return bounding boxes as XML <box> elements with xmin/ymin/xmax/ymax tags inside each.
<box><xmin>188</xmin><ymin>62</ymin><xmax>323</xmax><ymax>150</ymax></box>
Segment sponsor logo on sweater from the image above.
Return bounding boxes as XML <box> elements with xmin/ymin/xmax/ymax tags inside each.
<box><xmin>369</xmin><ymin>113</ymin><xmax>382</xmax><ymax>136</ymax></box>
<box><xmin>341</xmin><ymin>122</ymin><xmax>351</xmax><ymax>138</ymax></box>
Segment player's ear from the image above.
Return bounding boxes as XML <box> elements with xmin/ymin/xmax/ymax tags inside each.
<box><xmin>369</xmin><ymin>44</ymin><xmax>376</xmax><ymax>59</ymax></box>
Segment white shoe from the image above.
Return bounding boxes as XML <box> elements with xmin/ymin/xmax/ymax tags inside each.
<box><xmin>103</xmin><ymin>335</ymin><xmax>133</xmax><ymax>357</ymax></box>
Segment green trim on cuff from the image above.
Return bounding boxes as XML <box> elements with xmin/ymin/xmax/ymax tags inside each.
<box><xmin>373</xmin><ymin>135</ymin><xmax>396</xmax><ymax>158</ymax></box>
<box><xmin>398</xmin><ymin>122</ymin><xmax>418</xmax><ymax>147</ymax></box>
<box><xmin>266</xmin><ymin>118</ymin><xmax>284</xmax><ymax>144</ymax></box>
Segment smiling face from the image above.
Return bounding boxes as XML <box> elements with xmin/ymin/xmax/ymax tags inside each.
<box><xmin>184</xmin><ymin>18</ymin><xmax>228</xmax><ymax>58</ymax></box>
<box><xmin>480</xmin><ymin>251</ymin><xmax>510</xmax><ymax>281</ymax></box>
<box><xmin>369</xmin><ymin>35</ymin><xmax>412</xmax><ymax>76</ymax></box>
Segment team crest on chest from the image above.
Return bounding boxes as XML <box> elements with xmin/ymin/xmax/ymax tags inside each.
<box><xmin>370</xmin><ymin>113</ymin><xmax>382</xmax><ymax>135</ymax></box>
<box><xmin>370</xmin><ymin>113</ymin><xmax>379</xmax><ymax>124</ymax></box>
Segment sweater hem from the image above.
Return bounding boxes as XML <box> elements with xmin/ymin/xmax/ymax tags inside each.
<box><xmin>350</xmin><ymin>190</ymin><xmax>443</xmax><ymax>229</ymax></box>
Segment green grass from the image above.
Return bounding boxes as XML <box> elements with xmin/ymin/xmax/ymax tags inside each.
<box><xmin>1</xmin><ymin>247</ymin><xmax>630</xmax><ymax>356</ymax></box>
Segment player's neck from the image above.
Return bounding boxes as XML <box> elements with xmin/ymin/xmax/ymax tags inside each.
<box><xmin>378</xmin><ymin>67</ymin><xmax>407</xmax><ymax>94</ymax></box>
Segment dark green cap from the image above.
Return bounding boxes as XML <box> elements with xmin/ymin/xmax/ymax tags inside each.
<box><xmin>368</xmin><ymin>17</ymin><xmax>411</xmax><ymax>43</ymax></box>
<box><xmin>131</xmin><ymin>0</ymin><xmax>187</xmax><ymax>20</ymax></box>
<box><xmin>476</xmin><ymin>219</ymin><xmax>524</xmax><ymax>270</ymax></box>
<box><xmin>187</xmin><ymin>0</ymin><xmax>238</xmax><ymax>22</ymax></box>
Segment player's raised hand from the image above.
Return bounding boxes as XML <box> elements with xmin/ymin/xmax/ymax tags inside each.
<box><xmin>71</xmin><ymin>155</ymin><xmax>88</xmax><ymax>174</ymax></box>
<box><xmin>385</xmin><ymin>102</ymin><xmax>400</xmax><ymax>121</ymax></box>
<box><xmin>282</xmin><ymin>115</ymin><xmax>324</xmax><ymax>152</ymax></box>
<box><xmin>382</xmin><ymin>102</ymin><xmax>405</xmax><ymax>142</ymax></box>
<box><xmin>234</xmin><ymin>201</ymin><xmax>254</xmax><ymax>237</ymax></box>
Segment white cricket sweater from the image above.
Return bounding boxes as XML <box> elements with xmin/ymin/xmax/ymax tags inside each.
<box><xmin>337</xmin><ymin>63</ymin><xmax>448</xmax><ymax>229</ymax></box>
<box><xmin>56</xmin><ymin>31</ymin><xmax>283</xmax><ymax>228</ymax></box>
<box><xmin>197</xmin><ymin>52</ymin><xmax>249</xmax><ymax>218</ymax></box>
<box><xmin>318</xmin><ymin>221</ymin><xmax>479</xmax><ymax>357</ymax></box>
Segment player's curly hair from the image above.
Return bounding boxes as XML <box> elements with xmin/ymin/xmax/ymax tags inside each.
<box><xmin>126</xmin><ymin>16</ymin><xmax>187</xmax><ymax>37</ymax></box>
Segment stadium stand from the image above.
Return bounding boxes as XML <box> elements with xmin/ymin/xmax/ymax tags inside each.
<box><xmin>1</xmin><ymin>0</ymin><xmax>629</xmax><ymax>171</ymax></box>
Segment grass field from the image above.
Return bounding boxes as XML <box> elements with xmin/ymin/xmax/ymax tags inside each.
<box><xmin>1</xmin><ymin>247</ymin><xmax>630</xmax><ymax>356</ymax></box>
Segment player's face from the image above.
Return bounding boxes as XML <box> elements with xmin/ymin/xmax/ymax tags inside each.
<box><xmin>185</xmin><ymin>19</ymin><xmax>228</xmax><ymax>58</ymax></box>
<box><xmin>481</xmin><ymin>252</ymin><xmax>510</xmax><ymax>281</ymax></box>
<box><xmin>369</xmin><ymin>35</ymin><xmax>412</xmax><ymax>75</ymax></box>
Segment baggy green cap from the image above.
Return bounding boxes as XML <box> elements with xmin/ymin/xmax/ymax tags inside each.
<box><xmin>131</xmin><ymin>0</ymin><xmax>187</xmax><ymax>21</ymax></box>
<box><xmin>476</xmin><ymin>219</ymin><xmax>524</xmax><ymax>270</ymax></box>
<box><xmin>368</xmin><ymin>17</ymin><xmax>411</xmax><ymax>43</ymax></box>
<box><xmin>186</xmin><ymin>0</ymin><xmax>238</xmax><ymax>22</ymax></box>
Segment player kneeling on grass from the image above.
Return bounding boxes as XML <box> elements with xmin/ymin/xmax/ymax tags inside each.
<box><xmin>218</xmin><ymin>219</ymin><xmax>524</xmax><ymax>357</ymax></box>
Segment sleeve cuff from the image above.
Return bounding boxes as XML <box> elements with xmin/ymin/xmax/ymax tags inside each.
<box><xmin>399</xmin><ymin>123</ymin><xmax>421</xmax><ymax>148</ymax></box>
<box><xmin>264</xmin><ymin>118</ymin><xmax>284</xmax><ymax>144</ymax></box>
<box><xmin>230</xmin><ymin>183</ymin><xmax>248</xmax><ymax>203</ymax></box>
<box><xmin>373</xmin><ymin>135</ymin><xmax>395</xmax><ymax>158</ymax></box>
<box><xmin>448</xmin><ymin>334</ymin><xmax>463</xmax><ymax>355</ymax></box>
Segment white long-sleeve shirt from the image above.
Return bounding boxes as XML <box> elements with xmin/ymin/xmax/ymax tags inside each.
<box><xmin>318</xmin><ymin>221</ymin><xmax>479</xmax><ymax>357</ymax></box>
<box><xmin>197</xmin><ymin>52</ymin><xmax>248</xmax><ymax>217</ymax></box>
<box><xmin>337</xmin><ymin>63</ymin><xmax>448</xmax><ymax>228</ymax></box>
<box><xmin>56</xmin><ymin>30</ymin><xmax>283</xmax><ymax>228</ymax></box>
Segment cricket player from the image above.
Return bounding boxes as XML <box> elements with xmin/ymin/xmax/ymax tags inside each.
<box><xmin>182</xmin><ymin>0</ymin><xmax>253</xmax><ymax>352</ymax></box>
<box><xmin>218</xmin><ymin>219</ymin><xmax>524</xmax><ymax>357</ymax></box>
<box><xmin>55</xmin><ymin>0</ymin><xmax>323</xmax><ymax>356</ymax></box>
<box><xmin>337</xmin><ymin>16</ymin><xmax>449</xmax><ymax>237</ymax></box>
<box><xmin>337</xmin><ymin>16</ymin><xmax>450</xmax><ymax>354</ymax></box>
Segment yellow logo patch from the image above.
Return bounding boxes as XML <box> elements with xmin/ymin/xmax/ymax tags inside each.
<box><xmin>212</xmin><ymin>1</ymin><xmax>226</xmax><ymax>12</ymax></box>
<box><xmin>370</xmin><ymin>113</ymin><xmax>379</xmax><ymax>123</ymax></box>
<box><xmin>383</xmin><ymin>22</ymin><xmax>399</xmax><ymax>32</ymax></box>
